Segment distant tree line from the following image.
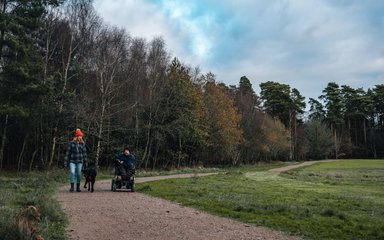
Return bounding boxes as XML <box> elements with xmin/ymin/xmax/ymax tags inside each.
<box><xmin>1</xmin><ymin>0</ymin><xmax>383</xmax><ymax>170</ymax></box>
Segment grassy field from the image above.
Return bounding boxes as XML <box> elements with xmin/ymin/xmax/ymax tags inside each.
<box><xmin>137</xmin><ymin>160</ymin><xmax>384</xmax><ymax>240</ymax></box>
<box><xmin>0</xmin><ymin>169</ymin><xmax>68</xmax><ymax>240</ymax></box>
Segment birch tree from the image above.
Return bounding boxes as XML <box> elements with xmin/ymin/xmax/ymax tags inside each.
<box><xmin>90</xmin><ymin>26</ymin><xmax>129</xmax><ymax>167</ymax></box>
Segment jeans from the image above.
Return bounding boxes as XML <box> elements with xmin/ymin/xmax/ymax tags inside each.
<box><xmin>70</xmin><ymin>162</ymin><xmax>83</xmax><ymax>184</ymax></box>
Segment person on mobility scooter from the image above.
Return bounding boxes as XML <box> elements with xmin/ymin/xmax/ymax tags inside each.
<box><xmin>111</xmin><ymin>147</ymin><xmax>136</xmax><ymax>192</ymax></box>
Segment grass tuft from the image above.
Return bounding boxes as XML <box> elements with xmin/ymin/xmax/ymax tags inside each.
<box><xmin>138</xmin><ymin>185</ymin><xmax>153</xmax><ymax>192</ymax></box>
<box><xmin>0</xmin><ymin>169</ymin><xmax>68</xmax><ymax>240</ymax></box>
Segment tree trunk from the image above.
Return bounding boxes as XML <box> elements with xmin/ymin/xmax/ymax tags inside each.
<box><xmin>94</xmin><ymin>102</ymin><xmax>106</xmax><ymax>167</ymax></box>
<box><xmin>334</xmin><ymin>127</ymin><xmax>338</xmax><ymax>159</ymax></box>
<box><xmin>177</xmin><ymin>132</ymin><xmax>181</xmax><ymax>168</ymax></box>
<box><xmin>354</xmin><ymin>119</ymin><xmax>358</xmax><ymax>145</ymax></box>
<box><xmin>0</xmin><ymin>114</ymin><xmax>9</xmax><ymax>169</ymax></box>
<box><xmin>152</xmin><ymin>140</ymin><xmax>160</xmax><ymax>170</ymax></box>
<box><xmin>29</xmin><ymin>149</ymin><xmax>38</xmax><ymax>172</ymax></box>
<box><xmin>40</xmin><ymin>119</ymin><xmax>45</xmax><ymax>168</ymax></box>
<box><xmin>49</xmin><ymin>132</ymin><xmax>58</xmax><ymax>169</ymax></box>
<box><xmin>151</xmin><ymin>130</ymin><xmax>161</xmax><ymax>170</ymax></box>
<box><xmin>289</xmin><ymin>109</ymin><xmax>292</xmax><ymax>161</ymax></box>
<box><xmin>363</xmin><ymin>118</ymin><xmax>367</xmax><ymax>145</ymax></box>
<box><xmin>48</xmin><ymin>35</ymin><xmax>74</xmax><ymax>168</ymax></box>
<box><xmin>373</xmin><ymin>145</ymin><xmax>377</xmax><ymax>159</ymax></box>
<box><xmin>106</xmin><ymin>117</ymin><xmax>111</xmax><ymax>166</ymax></box>
<box><xmin>142</xmin><ymin>111</ymin><xmax>152</xmax><ymax>169</ymax></box>
<box><xmin>95</xmin><ymin>130</ymin><xmax>102</xmax><ymax>168</ymax></box>
<box><xmin>135</xmin><ymin>105</ymin><xmax>139</xmax><ymax>149</ymax></box>
<box><xmin>17</xmin><ymin>135</ymin><xmax>27</xmax><ymax>171</ymax></box>
<box><xmin>294</xmin><ymin>113</ymin><xmax>297</xmax><ymax>161</ymax></box>
<box><xmin>144</xmin><ymin>141</ymin><xmax>152</xmax><ymax>170</ymax></box>
<box><xmin>0</xmin><ymin>1</ymin><xmax>6</xmax><ymax>62</ymax></box>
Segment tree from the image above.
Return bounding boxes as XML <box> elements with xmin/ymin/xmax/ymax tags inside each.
<box><xmin>259</xmin><ymin>81</ymin><xmax>291</xmax><ymax>126</ymax></box>
<box><xmin>289</xmin><ymin>88</ymin><xmax>306</xmax><ymax>160</ymax></box>
<box><xmin>305</xmin><ymin>119</ymin><xmax>333</xmax><ymax>159</ymax></box>
<box><xmin>92</xmin><ymin>26</ymin><xmax>129</xmax><ymax>167</ymax></box>
<box><xmin>140</xmin><ymin>37</ymin><xmax>169</xmax><ymax>167</ymax></box>
<box><xmin>239</xmin><ymin>76</ymin><xmax>254</xmax><ymax>96</ymax></box>
<box><xmin>259</xmin><ymin>81</ymin><xmax>305</xmax><ymax>160</ymax></box>
<box><xmin>44</xmin><ymin>0</ymin><xmax>101</xmax><ymax>169</ymax></box>
<box><xmin>203</xmin><ymin>81</ymin><xmax>242</xmax><ymax>165</ymax></box>
<box><xmin>148</xmin><ymin>58</ymin><xmax>207</xmax><ymax>168</ymax></box>
<box><xmin>341</xmin><ymin>85</ymin><xmax>372</xmax><ymax>155</ymax></box>
<box><xmin>231</xmin><ymin>76</ymin><xmax>262</xmax><ymax>163</ymax></box>
<box><xmin>0</xmin><ymin>0</ymin><xmax>63</xmax><ymax>169</ymax></box>
<box><xmin>308</xmin><ymin>97</ymin><xmax>325</xmax><ymax>120</ymax></box>
<box><xmin>255</xmin><ymin>113</ymin><xmax>290</xmax><ymax>161</ymax></box>
<box><xmin>370</xmin><ymin>85</ymin><xmax>384</xmax><ymax>157</ymax></box>
<box><xmin>372</xmin><ymin>85</ymin><xmax>384</xmax><ymax>130</ymax></box>
<box><xmin>320</xmin><ymin>82</ymin><xmax>344</xmax><ymax>158</ymax></box>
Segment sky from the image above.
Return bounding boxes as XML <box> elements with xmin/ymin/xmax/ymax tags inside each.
<box><xmin>93</xmin><ymin>0</ymin><xmax>384</xmax><ymax>100</ymax></box>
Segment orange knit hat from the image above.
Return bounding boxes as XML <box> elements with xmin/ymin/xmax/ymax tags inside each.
<box><xmin>74</xmin><ymin>128</ymin><xmax>83</xmax><ymax>137</ymax></box>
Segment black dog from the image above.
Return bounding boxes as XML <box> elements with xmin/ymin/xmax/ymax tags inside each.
<box><xmin>82</xmin><ymin>163</ymin><xmax>97</xmax><ymax>192</ymax></box>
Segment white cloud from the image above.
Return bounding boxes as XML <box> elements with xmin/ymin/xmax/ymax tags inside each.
<box><xmin>94</xmin><ymin>0</ymin><xmax>384</xmax><ymax>99</ymax></box>
<box><xmin>94</xmin><ymin>0</ymin><xmax>164</xmax><ymax>39</ymax></box>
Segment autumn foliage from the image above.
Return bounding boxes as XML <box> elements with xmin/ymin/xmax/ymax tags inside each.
<box><xmin>1</xmin><ymin>1</ymin><xmax>384</xmax><ymax>170</ymax></box>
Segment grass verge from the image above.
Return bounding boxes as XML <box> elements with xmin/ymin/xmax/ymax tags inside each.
<box><xmin>0</xmin><ymin>169</ymin><xmax>68</xmax><ymax>240</ymax></box>
<box><xmin>137</xmin><ymin>160</ymin><xmax>384</xmax><ymax>240</ymax></box>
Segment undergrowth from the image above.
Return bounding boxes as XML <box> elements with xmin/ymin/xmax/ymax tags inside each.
<box><xmin>0</xmin><ymin>169</ymin><xmax>68</xmax><ymax>240</ymax></box>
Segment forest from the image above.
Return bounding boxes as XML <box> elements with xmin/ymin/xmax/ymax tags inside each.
<box><xmin>1</xmin><ymin>0</ymin><xmax>383</xmax><ymax>171</ymax></box>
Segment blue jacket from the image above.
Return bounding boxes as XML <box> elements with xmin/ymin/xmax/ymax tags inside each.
<box><xmin>116</xmin><ymin>153</ymin><xmax>136</xmax><ymax>168</ymax></box>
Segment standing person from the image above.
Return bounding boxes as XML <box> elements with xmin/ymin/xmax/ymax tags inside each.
<box><xmin>64</xmin><ymin>129</ymin><xmax>87</xmax><ymax>192</ymax></box>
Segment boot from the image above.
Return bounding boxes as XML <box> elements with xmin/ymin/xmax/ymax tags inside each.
<box><xmin>70</xmin><ymin>183</ymin><xmax>74</xmax><ymax>192</ymax></box>
<box><xmin>76</xmin><ymin>183</ymin><xmax>81</xmax><ymax>192</ymax></box>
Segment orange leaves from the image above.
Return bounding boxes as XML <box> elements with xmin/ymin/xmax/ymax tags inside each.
<box><xmin>203</xmin><ymin>82</ymin><xmax>242</xmax><ymax>163</ymax></box>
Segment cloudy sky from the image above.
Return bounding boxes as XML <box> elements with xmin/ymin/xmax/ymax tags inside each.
<box><xmin>94</xmin><ymin>0</ymin><xmax>384</xmax><ymax>100</ymax></box>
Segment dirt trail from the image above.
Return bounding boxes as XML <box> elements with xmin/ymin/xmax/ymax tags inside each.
<box><xmin>56</xmin><ymin>163</ymin><xmax>333</xmax><ymax>240</ymax></box>
<box><xmin>268</xmin><ymin>160</ymin><xmax>338</xmax><ymax>173</ymax></box>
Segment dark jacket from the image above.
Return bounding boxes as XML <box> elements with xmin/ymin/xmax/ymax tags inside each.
<box><xmin>64</xmin><ymin>141</ymin><xmax>87</xmax><ymax>164</ymax></box>
<box><xmin>116</xmin><ymin>153</ymin><xmax>136</xmax><ymax>168</ymax></box>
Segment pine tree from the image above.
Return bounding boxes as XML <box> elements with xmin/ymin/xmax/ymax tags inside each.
<box><xmin>0</xmin><ymin>0</ymin><xmax>62</xmax><ymax>169</ymax></box>
<box><xmin>150</xmin><ymin>58</ymin><xmax>207</xmax><ymax>168</ymax></box>
<box><xmin>259</xmin><ymin>81</ymin><xmax>291</xmax><ymax>126</ymax></box>
<box><xmin>320</xmin><ymin>82</ymin><xmax>344</xmax><ymax>158</ymax></box>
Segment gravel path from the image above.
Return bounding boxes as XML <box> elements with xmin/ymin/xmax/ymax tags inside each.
<box><xmin>268</xmin><ymin>160</ymin><xmax>338</xmax><ymax>173</ymax></box>
<box><xmin>57</xmin><ymin>162</ymin><xmax>335</xmax><ymax>240</ymax></box>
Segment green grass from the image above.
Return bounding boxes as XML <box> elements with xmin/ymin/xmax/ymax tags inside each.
<box><xmin>0</xmin><ymin>169</ymin><xmax>68</xmax><ymax>240</ymax></box>
<box><xmin>136</xmin><ymin>166</ymin><xmax>225</xmax><ymax>177</ymax></box>
<box><xmin>138</xmin><ymin>162</ymin><xmax>291</xmax><ymax>176</ymax></box>
<box><xmin>137</xmin><ymin>160</ymin><xmax>384</xmax><ymax>240</ymax></box>
<box><xmin>96</xmin><ymin>162</ymin><xmax>288</xmax><ymax>180</ymax></box>
<box><xmin>96</xmin><ymin>166</ymin><xmax>226</xmax><ymax>179</ymax></box>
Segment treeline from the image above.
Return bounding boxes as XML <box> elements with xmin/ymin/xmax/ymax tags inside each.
<box><xmin>0</xmin><ymin>0</ymin><xmax>383</xmax><ymax>171</ymax></box>
<box><xmin>258</xmin><ymin>81</ymin><xmax>384</xmax><ymax>160</ymax></box>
